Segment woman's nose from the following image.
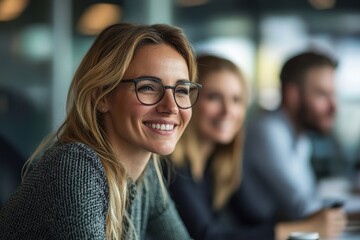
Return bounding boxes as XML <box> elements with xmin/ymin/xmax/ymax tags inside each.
<box><xmin>221</xmin><ymin>99</ymin><xmax>231</xmax><ymax>115</ymax></box>
<box><xmin>156</xmin><ymin>89</ymin><xmax>179</xmax><ymax>114</ymax></box>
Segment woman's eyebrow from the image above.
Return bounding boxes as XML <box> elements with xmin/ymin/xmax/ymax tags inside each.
<box><xmin>176</xmin><ymin>79</ymin><xmax>191</xmax><ymax>83</ymax></box>
<box><xmin>135</xmin><ymin>75</ymin><xmax>161</xmax><ymax>80</ymax></box>
<box><xmin>135</xmin><ymin>76</ymin><xmax>191</xmax><ymax>84</ymax></box>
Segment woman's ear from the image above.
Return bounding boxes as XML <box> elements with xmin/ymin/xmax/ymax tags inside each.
<box><xmin>97</xmin><ymin>97</ymin><xmax>109</xmax><ymax>113</ymax></box>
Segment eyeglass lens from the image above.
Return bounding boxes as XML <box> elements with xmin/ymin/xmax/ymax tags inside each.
<box><xmin>135</xmin><ymin>79</ymin><xmax>199</xmax><ymax>108</ymax></box>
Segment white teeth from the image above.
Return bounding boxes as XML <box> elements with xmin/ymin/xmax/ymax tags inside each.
<box><xmin>146</xmin><ymin>123</ymin><xmax>175</xmax><ymax>131</ymax></box>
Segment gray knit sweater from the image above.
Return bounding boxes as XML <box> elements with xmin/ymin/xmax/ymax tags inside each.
<box><xmin>0</xmin><ymin>142</ymin><xmax>190</xmax><ymax>239</ymax></box>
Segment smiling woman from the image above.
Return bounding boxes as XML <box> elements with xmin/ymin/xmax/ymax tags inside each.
<box><xmin>0</xmin><ymin>23</ymin><xmax>199</xmax><ymax>240</ymax></box>
<box><xmin>99</xmin><ymin>43</ymin><xmax>196</xmax><ymax>179</ymax></box>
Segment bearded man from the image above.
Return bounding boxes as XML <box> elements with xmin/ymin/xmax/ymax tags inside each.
<box><xmin>240</xmin><ymin>51</ymin><xmax>340</xmax><ymax>222</ymax></box>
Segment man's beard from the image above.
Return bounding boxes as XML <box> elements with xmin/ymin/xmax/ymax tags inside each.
<box><xmin>297</xmin><ymin>101</ymin><xmax>335</xmax><ymax>135</ymax></box>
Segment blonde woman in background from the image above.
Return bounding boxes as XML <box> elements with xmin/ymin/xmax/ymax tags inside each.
<box><xmin>0</xmin><ymin>23</ymin><xmax>202</xmax><ymax>240</ymax></box>
<box><xmin>167</xmin><ymin>55</ymin><xmax>346</xmax><ymax>240</ymax></box>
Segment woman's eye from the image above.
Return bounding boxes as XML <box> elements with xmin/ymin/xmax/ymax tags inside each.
<box><xmin>206</xmin><ymin>93</ymin><xmax>221</xmax><ymax>101</ymax></box>
<box><xmin>137</xmin><ymin>84</ymin><xmax>157</xmax><ymax>92</ymax></box>
<box><xmin>176</xmin><ymin>87</ymin><xmax>190</xmax><ymax>95</ymax></box>
<box><xmin>234</xmin><ymin>96</ymin><xmax>242</xmax><ymax>103</ymax></box>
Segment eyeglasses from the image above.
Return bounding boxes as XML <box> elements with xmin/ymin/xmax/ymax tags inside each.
<box><xmin>120</xmin><ymin>77</ymin><xmax>202</xmax><ymax>109</ymax></box>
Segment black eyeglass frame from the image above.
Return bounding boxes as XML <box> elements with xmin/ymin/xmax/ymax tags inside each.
<box><xmin>120</xmin><ymin>77</ymin><xmax>202</xmax><ymax>109</ymax></box>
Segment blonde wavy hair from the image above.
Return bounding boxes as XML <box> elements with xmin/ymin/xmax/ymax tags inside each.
<box><xmin>24</xmin><ymin>23</ymin><xmax>197</xmax><ymax>239</ymax></box>
<box><xmin>171</xmin><ymin>55</ymin><xmax>247</xmax><ymax>210</ymax></box>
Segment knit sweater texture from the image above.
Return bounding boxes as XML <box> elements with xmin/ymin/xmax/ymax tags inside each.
<box><xmin>0</xmin><ymin>142</ymin><xmax>190</xmax><ymax>239</ymax></box>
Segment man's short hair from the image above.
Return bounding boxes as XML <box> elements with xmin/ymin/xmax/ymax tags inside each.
<box><xmin>280</xmin><ymin>51</ymin><xmax>338</xmax><ymax>90</ymax></box>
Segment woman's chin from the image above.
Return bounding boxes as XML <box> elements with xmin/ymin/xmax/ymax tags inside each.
<box><xmin>151</xmin><ymin>146</ymin><xmax>175</xmax><ymax>156</ymax></box>
<box><xmin>216</xmin><ymin>136</ymin><xmax>235</xmax><ymax>145</ymax></box>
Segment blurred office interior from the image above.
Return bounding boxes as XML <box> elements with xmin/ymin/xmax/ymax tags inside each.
<box><xmin>1</xmin><ymin>0</ymin><xmax>360</xmax><ymax>202</ymax></box>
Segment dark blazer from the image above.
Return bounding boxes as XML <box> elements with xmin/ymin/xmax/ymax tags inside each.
<box><xmin>165</xmin><ymin>159</ymin><xmax>276</xmax><ymax>240</ymax></box>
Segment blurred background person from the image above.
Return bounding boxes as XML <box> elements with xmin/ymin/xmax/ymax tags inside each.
<box><xmin>166</xmin><ymin>54</ymin><xmax>346</xmax><ymax>240</ymax></box>
<box><xmin>240</xmin><ymin>51</ymin><xmax>341</xmax><ymax>222</ymax></box>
